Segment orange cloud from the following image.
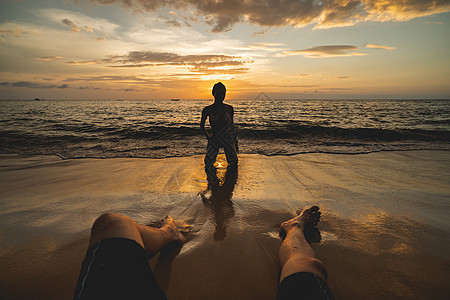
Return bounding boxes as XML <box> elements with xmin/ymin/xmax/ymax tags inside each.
<box><xmin>85</xmin><ymin>0</ymin><xmax>450</xmax><ymax>31</ymax></box>
<box><xmin>35</xmin><ymin>56</ymin><xmax>63</xmax><ymax>61</ymax></box>
<box><xmin>364</xmin><ymin>0</ymin><xmax>450</xmax><ymax>22</ymax></box>
<box><xmin>365</xmin><ymin>43</ymin><xmax>395</xmax><ymax>50</ymax></box>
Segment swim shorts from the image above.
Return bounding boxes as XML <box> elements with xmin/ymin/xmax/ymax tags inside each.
<box><xmin>73</xmin><ymin>238</ymin><xmax>167</xmax><ymax>300</ymax></box>
<box><xmin>277</xmin><ymin>272</ymin><xmax>334</xmax><ymax>300</ymax></box>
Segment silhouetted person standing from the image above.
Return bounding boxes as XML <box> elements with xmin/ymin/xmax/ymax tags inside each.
<box><xmin>201</xmin><ymin>82</ymin><xmax>238</xmax><ymax>170</ymax></box>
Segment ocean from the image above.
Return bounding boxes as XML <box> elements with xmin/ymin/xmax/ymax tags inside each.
<box><xmin>1</xmin><ymin>98</ymin><xmax>449</xmax><ymax>158</ymax></box>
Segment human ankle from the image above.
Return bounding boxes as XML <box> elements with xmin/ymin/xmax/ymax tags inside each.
<box><xmin>285</xmin><ymin>223</ymin><xmax>305</xmax><ymax>236</ymax></box>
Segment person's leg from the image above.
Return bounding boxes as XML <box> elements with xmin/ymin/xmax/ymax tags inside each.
<box><xmin>74</xmin><ymin>213</ymin><xmax>185</xmax><ymax>300</ymax></box>
<box><xmin>88</xmin><ymin>212</ymin><xmax>185</xmax><ymax>257</ymax></box>
<box><xmin>204</xmin><ymin>138</ymin><xmax>220</xmax><ymax>168</ymax></box>
<box><xmin>223</xmin><ymin>140</ymin><xmax>238</xmax><ymax>166</ymax></box>
<box><xmin>277</xmin><ymin>206</ymin><xmax>333</xmax><ymax>300</ymax></box>
<box><xmin>279</xmin><ymin>206</ymin><xmax>326</xmax><ymax>282</ymax></box>
<box><xmin>205</xmin><ymin>163</ymin><xmax>219</xmax><ymax>186</ymax></box>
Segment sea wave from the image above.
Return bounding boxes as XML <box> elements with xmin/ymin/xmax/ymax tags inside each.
<box><xmin>2</xmin><ymin>123</ymin><xmax>449</xmax><ymax>142</ymax></box>
<box><xmin>1</xmin><ymin>125</ymin><xmax>449</xmax><ymax>159</ymax></box>
<box><xmin>1</xmin><ymin>99</ymin><xmax>449</xmax><ymax>158</ymax></box>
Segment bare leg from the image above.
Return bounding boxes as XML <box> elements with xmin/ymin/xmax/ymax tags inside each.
<box><xmin>279</xmin><ymin>206</ymin><xmax>327</xmax><ymax>283</ymax></box>
<box><xmin>89</xmin><ymin>212</ymin><xmax>185</xmax><ymax>257</ymax></box>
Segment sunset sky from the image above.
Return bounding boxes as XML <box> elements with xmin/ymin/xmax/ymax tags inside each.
<box><xmin>0</xmin><ymin>0</ymin><xmax>449</xmax><ymax>100</ymax></box>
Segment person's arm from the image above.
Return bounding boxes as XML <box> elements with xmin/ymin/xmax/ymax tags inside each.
<box><xmin>229</xmin><ymin>106</ymin><xmax>239</xmax><ymax>153</ymax></box>
<box><xmin>201</xmin><ymin>107</ymin><xmax>210</xmax><ymax>140</ymax></box>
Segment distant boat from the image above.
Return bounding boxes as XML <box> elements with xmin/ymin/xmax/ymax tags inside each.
<box><xmin>34</xmin><ymin>98</ymin><xmax>42</xmax><ymax>101</ymax></box>
<box><xmin>171</xmin><ymin>98</ymin><xmax>180</xmax><ymax>101</ymax></box>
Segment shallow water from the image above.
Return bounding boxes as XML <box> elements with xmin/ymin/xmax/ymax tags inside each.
<box><xmin>0</xmin><ymin>151</ymin><xmax>449</xmax><ymax>299</ymax></box>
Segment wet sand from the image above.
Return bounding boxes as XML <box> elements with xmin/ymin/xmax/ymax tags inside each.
<box><xmin>0</xmin><ymin>151</ymin><xmax>449</xmax><ymax>299</ymax></box>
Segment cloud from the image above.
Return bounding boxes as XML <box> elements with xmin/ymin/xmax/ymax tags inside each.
<box><xmin>78</xmin><ymin>86</ymin><xmax>101</xmax><ymax>90</ymax></box>
<box><xmin>115</xmin><ymin>88</ymin><xmax>141</xmax><ymax>91</ymax></box>
<box><xmin>64</xmin><ymin>75</ymin><xmax>156</xmax><ymax>83</ymax></box>
<box><xmin>252</xmin><ymin>28</ymin><xmax>270</xmax><ymax>36</ymax></box>
<box><xmin>66</xmin><ymin>61</ymin><xmax>98</xmax><ymax>65</ymax></box>
<box><xmin>67</xmin><ymin>50</ymin><xmax>253</xmax><ymax>74</ymax></box>
<box><xmin>35</xmin><ymin>56</ymin><xmax>63</xmax><ymax>61</ymax></box>
<box><xmin>61</xmin><ymin>18</ymin><xmax>95</xmax><ymax>32</ymax></box>
<box><xmin>234</xmin><ymin>43</ymin><xmax>288</xmax><ymax>52</ymax></box>
<box><xmin>84</xmin><ymin>0</ymin><xmax>450</xmax><ymax>32</ymax></box>
<box><xmin>279</xmin><ymin>45</ymin><xmax>366</xmax><ymax>58</ymax></box>
<box><xmin>364</xmin><ymin>0</ymin><xmax>450</xmax><ymax>22</ymax></box>
<box><xmin>39</xmin><ymin>8</ymin><xmax>119</xmax><ymax>35</ymax></box>
<box><xmin>365</xmin><ymin>43</ymin><xmax>395</xmax><ymax>50</ymax></box>
<box><xmin>298</xmin><ymin>73</ymin><xmax>325</xmax><ymax>78</ymax></box>
<box><xmin>0</xmin><ymin>81</ymin><xmax>69</xmax><ymax>89</ymax></box>
<box><xmin>166</xmin><ymin>20</ymin><xmax>182</xmax><ymax>27</ymax></box>
<box><xmin>0</xmin><ymin>27</ymin><xmax>36</xmax><ymax>38</ymax></box>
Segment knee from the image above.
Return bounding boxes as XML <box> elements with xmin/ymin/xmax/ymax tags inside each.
<box><xmin>91</xmin><ymin>212</ymin><xmax>133</xmax><ymax>235</ymax></box>
<box><xmin>283</xmin><ymin>256</ymin><xmax>328</xmax><ymax>281</ymax></box>
<box><xmin>306</xmin><ymin>257</ymin><xmax>328</xmax><ymax>280</ymax></box>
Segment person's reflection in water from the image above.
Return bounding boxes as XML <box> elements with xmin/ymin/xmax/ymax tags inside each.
<box><xmin>200</xmin><ymin>164</ymin><xmax>238</xmax><ymax>240</ymax></box>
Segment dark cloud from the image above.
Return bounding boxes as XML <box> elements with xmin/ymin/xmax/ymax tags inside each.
<box><xmin>114</xmin><ymin>88</ymin><xmax>140</xmax><ymax>91</ymax></box>
<box><xmin>67</xmin><ymin>51</ymin><xmax>253</xmax><ymax>74</ymax></box>
<box><xmin>0</xmin><ymin>81</ymin><xmax>70</xmax><ymax>89</ymax></box>
<box><xmin>85</xmin><ymin>0</ymin><xmax>450</xmax><ymax>31</ymax></box>
<box><xmin>166</xmin><ymin>19</ymin><xmax>181</xmax><ymax>27</ymax></box>
<box><xmin>252</xmin><ymin>28</ymin><xmax>270</xmax><ymax>36</ymax></box>
<box><xmin>61</xmin><ymin>18</ymin><xmax>75</xmax><ymax>27</ymax></box>
<box><xmin>61</xmin><ymin>18</ymin><xmax>93</xmax><ymax>32</ymax></box>
<box><xmin>78</xmin><ymin>86</ymin><xmax>102</xmax><ymax>90</ymax></box>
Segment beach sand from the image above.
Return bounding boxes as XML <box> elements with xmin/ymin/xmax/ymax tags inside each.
<box><xmin>0</xmin><ymin>151</ymin><xmax>449</xmax><ymax>299</ymax></box>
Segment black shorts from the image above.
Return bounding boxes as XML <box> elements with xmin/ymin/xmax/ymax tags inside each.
<box><xmin>73</xmin><ymin>238</ymin><xmax>167</xmax><ymax>300</ymax></box>
<box><xmin>277</xmin><ymin>272</ymin><xmax>334</xmax><ymax>300</ymax></box>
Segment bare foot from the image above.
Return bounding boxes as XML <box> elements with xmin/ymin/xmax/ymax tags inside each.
<box><xmin>159</xmin><ymin>215</ymin><xmax>186</xmax><ymax>244</ymax></box>
<box><xmin>279</xmin><ymin>206</ymin><xmax>321</xmax><ymax>240</ymax></box>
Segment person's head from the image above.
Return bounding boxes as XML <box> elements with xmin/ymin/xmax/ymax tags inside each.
<box><xmin>212</xmin><ymin>82</ymin><xmax>226</xmax><ymax>102</ymax></box>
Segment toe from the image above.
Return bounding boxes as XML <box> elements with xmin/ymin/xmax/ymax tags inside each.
<box><xmin>313</xmin><ymin>211</ymin><xmax>321</xmax><ymax>219</ymax></box>
<box><xmin>302</xmin><ymin>206</ymin><xmax>319</xmax><ymax>217</ymax></box>
<box><xmin>313</xmin><ymin>212</ymin><xmax>321</xmax><ymax>223</ymax></box>
<box><xmin>163</xmin><ymin>215</ymin><xmax>172</xmax><ymax>222</ymax></box>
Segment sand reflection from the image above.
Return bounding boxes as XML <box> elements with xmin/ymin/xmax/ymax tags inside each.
<box><xmin>200</xmin><ymin>163</ymin><xmax>238</xmax><ymax>241</ymax></box>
